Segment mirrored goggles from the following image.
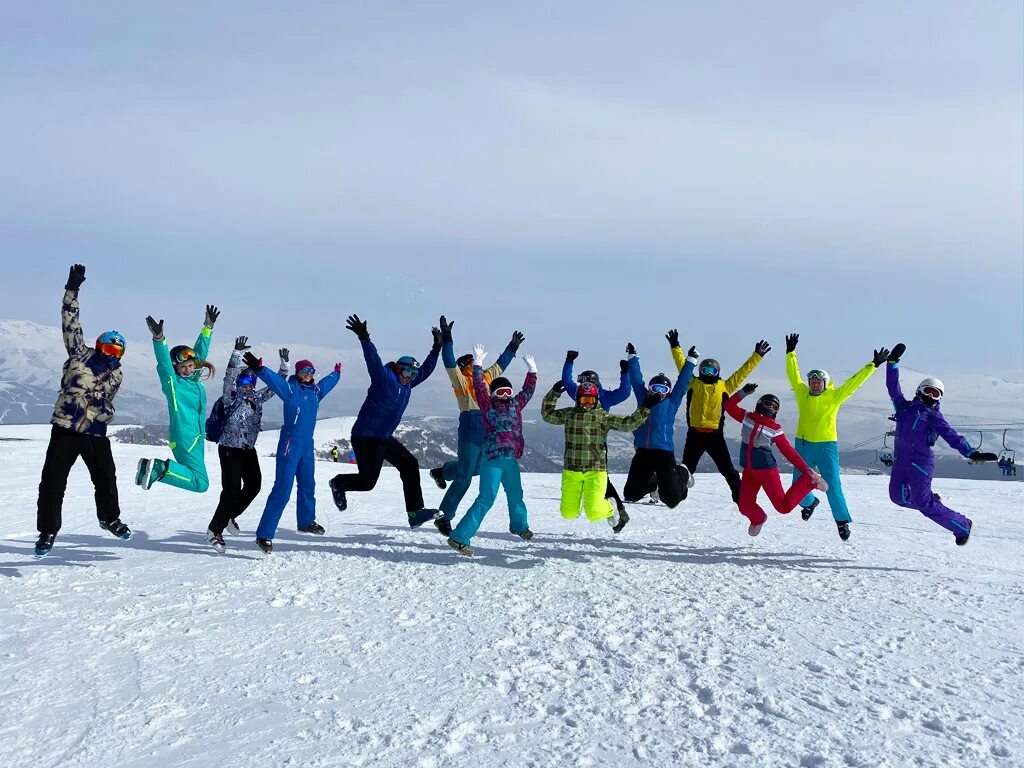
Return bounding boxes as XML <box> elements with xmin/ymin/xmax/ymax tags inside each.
<box><xmin>919</xmin><ymin>386</ymin><xmax>942</xmax><ymax>400</ymax></box>
<box><xmin>399</xmin><ymin>366</ymin><xmax>420</xmax><ymax>379</ymax></box>
<box><xmin>237</xmin><ymin>373</ymin><xmax>257</xmax><ymax>387</ymax></box>
<box><xmin>298</xmin><ymin>366</ymin><xmax>316</xmax><ymax>376</ymax></box>
<box><xmin>649</xmin><ymin>383</ymin><xmax>670</xmax><ymax>395</ymax></box>
<box><xmin>492</xmin><ymin>386</ymin><xmax>513</xmax><ymax>398</ymax></box>
<box><xmin>699</xmin><ymin>363</ymin><xmax>720</xmax><ymax>377</ymax></box>
<box><xmin>577</xmin><ymin>395</ymin><xmax>597</xmax><ymax>406</ymax></box>
<box><xmin>173</xmin><ymin>347</ymin><xmax>196</xmax><ymax>364</ymax></box>
<box><xmin>97</xmin><ymin>342</ymin><xmax>125</xmax><ymax>359</ymax></box>
<box><xmin>807</xmin><ymin>370</ymin><xmax>828</xmax><ymax>382</ymax></box>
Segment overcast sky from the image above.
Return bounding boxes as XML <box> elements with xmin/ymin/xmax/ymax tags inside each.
<box><xmin>1</xmin><ymin>2</ymin><xmax>1021</xmax><ymax>383</ymax></box>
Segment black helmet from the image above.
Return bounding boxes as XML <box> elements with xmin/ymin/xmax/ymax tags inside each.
<box><xmin>698</xmin><ymin>358</ymin><xmax>721</xmax><ymax>382</ymax></box>
<box><xmin>489</xmin><ymin>376</ymin><xmax>512</xmax><ymax>394</ymax></box>
<box><xmin>755</xmin><ymin>393</ymin><xmax>780</xmax><ymax>418</ymax></box>
<box><xmin>648</xmin><ymin>373</ymin><xmax>672</xmax><ymax>390</ymax></box>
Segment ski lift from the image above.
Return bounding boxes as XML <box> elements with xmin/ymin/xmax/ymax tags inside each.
<box><xmin>877</xmin><ymin>432</ymin><xmax>895</xmax><ymax>468</ymax></box>
<box><xmin>998</xmin><ymin>430</ymin><xmax>1016</xmax><ymax>476</ymax></box>
<box><xmin>967</xmin><ymin>431</ymin><xmax>986</xmax><ymax>464</ymax></box>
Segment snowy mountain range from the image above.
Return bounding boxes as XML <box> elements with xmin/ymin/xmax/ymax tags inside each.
<box><xmin>2</xmin><ymin>318</ymin><xmax>1021</xmax><ymax>479</ymax></box>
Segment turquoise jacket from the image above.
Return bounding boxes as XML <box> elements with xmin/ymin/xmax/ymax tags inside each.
<box><xmin>154</xmin><ymin>326</ymin><xmax>213</xmax><ymax>455</ymax></box>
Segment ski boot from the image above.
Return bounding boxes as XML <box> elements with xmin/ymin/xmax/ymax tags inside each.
<box><xmin>447</xmin><ymin>537</ymin><xmax>475</xmax><ymax>557</ymax></box>
<box><xmin>808</xmin><ymin>469</ymin><xmax>829</xmax><ymax>493</ymax></box>
<box><xmin>408</xmin><ymin>508</ymin><xmax>443</xmax><ymax>528</ymax></box>
<box><xmin>612</xmin><ymin>505</ymin><xmax>630</xmax><ymax>534</ymax></box>
<box><xmin>679</xmin><ymin>464</ymin><xmax>695</xmax><ymax>489</ymax></box>
<box><xmin>433</xmin><ymin>516</ymin><xmax>453</xmax><ymax>536</ymax></box>
<box><xmin>328</xmin><ymin>477</ymin><xmax>347</xmax><ymax>511</ymax></box>
<box><xmin>206</xmin><ymin>529</ymin><xmax>226</xmax><ymax>553</ymax></box>
<box><xmin>225</xmin><ymin>518</ymin><xmax>241</xmax><ymax>536</ymax></box>
<box><xmin>99</xmin><ymin>518</ymin><xmax>133</xmax><ymax>540</ymax></box>
<box><xmin>256</xmin><ymin>538</ymin><xmax>273</xmax><ymax>555</ymax></box>
<box><xmin>135</xmin><ymin>458</ymin><xmax>167</xmax><ymax>490</ymax></box>
<box><xmin>801</xmin><ymin>497</ymin><xmax>819</xmax><ymax>521</ymax></box>
<box><xmin>748</xmin><ymin>523</ymin><xmax>763</xmax><ymax>537</ymax></box>
<box><xmin>34</xmin><ymin>533</ymin><xmax>55</xmax><ymax>559</ymax></box>
<box><xmin>955</xmin><ymin>519</ymin><xmax>973</xmax><ymax>546</ymax></box>
<box><xmin>510</xmin><ymin>528</ymin><xmax>534</xmax><ymax>541</ymax></box>
<box><xmin>837</xmin><ymin>521</ymin><xmax>851</xmax><ymax>542</ymax></box>
<box><xmin>429</xmin><ymin>467</ymin><xmax>447</xmax><ymax>490</ymax></box>
<box><xmin>648</xmin><ymin>488</ymin><xmax>660</xmax><ymax>505</ymax></box>
<box><xmin>297</xmin><ymin>521</ymin><xmax>326</xmax><ymax>535</ymax></box>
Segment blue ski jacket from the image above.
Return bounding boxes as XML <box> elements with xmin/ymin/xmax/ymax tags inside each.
<box><xmin>257</xmin><ymin>367</ymin><xmax>340</xmax><ymax>442</ymax></box>
<box><xmin>561</xmin><ymin>358</ymin><xmax>633</xmax><ymax>410</ymax></box>
<box><xmin>352</xmin><ymin>339</ymin><xmax>439</xmax><ymax>439</ymax></box>
<box><xmin>629</xmin><ymin>353</ymin><xmax>698</xmax><ymax>452</ymax></box>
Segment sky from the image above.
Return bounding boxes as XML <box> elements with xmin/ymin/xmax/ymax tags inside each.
<box><xmin>1</xmin><ymin>2</ymin><xmax>1021</xmax><ymax>384</ymax></box>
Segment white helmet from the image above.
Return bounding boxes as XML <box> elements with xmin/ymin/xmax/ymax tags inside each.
<box><xmin>807</xmin><ymin>369</ymin><xmax>830</xmax><ymax>384</ymax></box>
<box><xmin>916</xmin><ymin>377</ymin><xmax>945</xmax><ymax>400</ymax></box>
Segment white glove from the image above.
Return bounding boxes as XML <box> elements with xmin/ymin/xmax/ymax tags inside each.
<box><xmin>473</xmin><ymin>343</ymin><xmax>487</xmax><ymax>367</ymax></box>
<box><xmin>522</xmin><ymin>354</ymin><xmax>537</xmax><ymax>374</ymax></box>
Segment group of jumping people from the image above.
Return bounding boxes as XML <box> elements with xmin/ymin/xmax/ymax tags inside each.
<box><xmin>32</xmin><ymin>264</ymin><xmax>999</xmax><ymax>558</ymax></box>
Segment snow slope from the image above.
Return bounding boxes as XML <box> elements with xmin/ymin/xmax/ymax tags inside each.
<box><xmin>0</xmin><ymin>427</ymin><xmax>1021</xmax><ymax>767</ymax></box>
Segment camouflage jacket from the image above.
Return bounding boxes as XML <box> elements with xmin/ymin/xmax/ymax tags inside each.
<box><xmin>50</xmin><ymin>289</ymin><xmax>123</xmax><ymax>437</ymax></box>
<box><xmin>218</xmin><ymin>350</ymin><xmax>288</xmax><ymax>450</ymax></box>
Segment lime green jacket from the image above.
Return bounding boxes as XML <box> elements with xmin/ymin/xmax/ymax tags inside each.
<box><xmin>154</xmin><ymin>326</ymin><xmax>213</xmax><ymax>454</ymax></box>
<box><xmin>786</xmin><ymin>351</ymin><xmax>876</xmax><ymax>443</ymax></box>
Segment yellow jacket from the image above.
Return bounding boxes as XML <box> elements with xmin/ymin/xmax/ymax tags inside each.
<box><xmin>672</xmin><ymin>346</ymin><xmax>763</xmax><ymax>430</ymax></box>
<box><xmin>786</xmin><ymin>351</ymin><xmax>876</xmax><ymax>442</ymax></box>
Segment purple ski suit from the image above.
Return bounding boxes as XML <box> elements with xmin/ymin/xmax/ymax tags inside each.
<box><xmin>886</xmin><ymin>363</ymin><xmax>973</xmax><ymax>538</ymax></box>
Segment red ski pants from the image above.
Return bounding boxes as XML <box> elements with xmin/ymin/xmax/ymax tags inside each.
<box><xmin>738</xmin><ymin>467</ymin><xmax>816</xmax><ymax>526</ymax></box>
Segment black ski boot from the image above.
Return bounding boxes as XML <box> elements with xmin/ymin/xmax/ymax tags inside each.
<box><xmin>447</xmin><ymin>537</ymin><xmax>475</xmax><ymax>557</ymax></box>
<box><xmin>34</xmin><ymin>533</ymin><xmax>55</xmax><ymax>559</ymax></box>
<box><xmin>256</xmin><ymin>538</ymin><xmax>273</xmax><ymax>555</ymax></box>
<box><xmin>297</xmin><ymin>521</ymin><xmax>326</xmax><ymax>535</ymax></box>
<box><xmin>510</xmin><ymin>528</ymin><xmax>534</xmax><ymax>541</ymax></box>
<box><xmin>409</xmin><ymin>508</ymin><xmax>442</xmax><ymax>528</ymax></box>
<box><xmin>612</xmin><ymin>505</ymin><xmax>630</xmax><ymax>534</ymax></box>
<box><xmin>837</xmin><ymin>521</ymin><xmax>851</xmax><ymax>541</ymax></box>
<box><xmin>801</xmin><ymin>497</ymin><xmax>819</xmax><ymax>521</ymax></box>
<box><xmin>434</xmin><ymin>516</ymin><xmax>453</xmax><ymax>536</ymax></box>
<box><xmin>955</xmin><ymin>519</ymin><xmax>973</xmax><ymax>546</ymax></box>
<box><xmin>99</xmin><ymin>518</ymin><xmax>133</xmax><ymax>540</ymax></box>
<box><xmin>328</xmin><ymin>477</ymin><xmax>347</xmax><ymax>511</ymax></box>
<box><xmin>429</xmin><ymin>467</ymin><xmax>447</xmax><ymax>490</ymax></box>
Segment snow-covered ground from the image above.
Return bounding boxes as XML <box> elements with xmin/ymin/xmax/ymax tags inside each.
<box><xmin>1</xmin><ymin>425</ymin><xmax>1021</xmax><ymax>768</ymax></box>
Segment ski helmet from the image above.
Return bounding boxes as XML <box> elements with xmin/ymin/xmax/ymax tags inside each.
<box><xmin>577</xmin><ymin>370</ymin><xmax>601</xmax><ymax>387</ymax></box>
<box><xmin>396</xmin><ymin>355</ymin><xmax>421</xmax><ymax>378</ymax></box>
<box><xmin>576</xmin><ymin>381</ymin><xmax>599</xmax><ymax>408</ymax></box>
<box><xmin>698</xmin><ymin>358</ymin><xmax>721</xmax><ymax>380</ymax></box>
<box><xmin>916</xmin><ymin>377</ymin><xmax>944</xmax><ymax>403</ymax></box>
<box><xmin>807</xmin><ymin>369</ymin><xmax>830</xmax><ymax>384</ymax></box>
<box><xmin>489</xmin><ymin>376</ymin><xmax>512</xmax><ymax>394</ymax></box>
<box><xmin>170</xmin><ymin>345</ymin><xmax>196</xmax><ymax>365</ymax></box>
<box><xmin>648</xmin><ymin>373</ymin><xmax>672</xmax><ymax>394</ymax></box>
<box><xmin>755</xmin><ymin>393</ymin><xmax>781</xmax><ymax>418</ymax></box>
<box><xmin>456</xmin><ymin>353</ymin><xmax>474</xmax><ymax>369</ymax></box>
<box><xmin>95</xmin><ymin>330</ymin><xmax>126</xmax><ymax>359</ymax></box>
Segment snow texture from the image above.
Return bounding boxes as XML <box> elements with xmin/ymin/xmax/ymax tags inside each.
<box><xmin>0</xmin><ymin>425</ymin><xmax>1021</xmax><ymax>767</ymax></box>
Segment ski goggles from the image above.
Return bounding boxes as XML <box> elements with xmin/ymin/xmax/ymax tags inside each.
<box><xmin>237</xmin><ymin>373</ymin><xmax>257</xmax><ymax>387</ymax></box>
<box><xmin>919</xmin><ymin>385</ymin><xmax>942</xmax><ymax>400</ymax></box>
<box><xmin>577</xmin><ymin>394</ymin><xmax>597</xmax><ymax>406</ymax></box>
<box><xmin>297</xmin><ymin>366</ymin><xmax>316</xmax><ymax>376</ymax></box>
<box><xmin>649</xmin><ymin>383</ymin><xmax>671</xmax><ymax>395</ymax></box>
<box><xmin>398</xmin><ymin>366</ymin><xmax>420</xmax><ymax>379</ymax></box>
<box><xmin>699</xmin><ymin>363</ymin><xmax>720</xmax><ymax>377</ymax></box>
<box><xmin>172</xmin><ymin>347</ymin><xmax>196</xmax><ymax>364</ymax></box>
<box><xmin>492</xmin><ymin>386</ymin><xmax>513</xmax><ymax>398</ymax></box>
<box><xmin>97</xmin><ymin>342</ymin><xmax>125</xmax><ymax>359</ymax></box>
<box><xmin>807</xmin><ymin>370</ymin><xmax>828</xmax><ymax>382</ymax></box>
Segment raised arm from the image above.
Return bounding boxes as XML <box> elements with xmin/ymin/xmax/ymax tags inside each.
<box><xmin>724</xmin><ymin>342</ymin><xmax>769</xmax><ymax>393</ymax></box>
<box><xmin>541</xmin><ymin>386</ymin><xmax>570</xmax><ymax>425</ymax></box>
<box><xmin>252</xmin><ymin>361</ymin><xmax>292</xmax><ymax>401</ymax></box>
<box><xmin>223</xmin><ymin>349</ymin><xmax>244</xmax><ymax>399</ymax></box>
<box><xmin>60</xmin><ymin>267</ymin><xmax>90</xmax><ymax>358</ymax></box>
<box><xmin>411</xmin><ymin>345</ymin><xmax>440</xmax><ymax>388</ymax></box>
<box><xmin>489</xmin><ymin>330</ymin><xmax>522</xmax><ymax>380</ymax></box>
<box><xmin>603</xmin><ymin>404</ymin><xmax>651</xmax><ymax>434</ymax></box>
<box><xmin>670</xmin><ymin>348</ymin><xmax>699</xmax><ymax>405</ymax></box>
<box><xmin>886</xmin><ymin>363</ymin><xmax>907</xmax><ymax>409</ymax></box>
<box><xmin>192</xmin><ymin>304</ymin><xmax>218</xmax><ymax>362</ymax></box>
<box><xmin>834</xmin><ymin>362</ymin><xmax>877</xmax><ymax>403</ymax></box>
<box><xmin>724</xmin><ymin>392</ymin><xmax>747</xmax><ymax>423</ymax></box>
<box><xmin>317</xmin><ymin>367</ymin><xmax>341</xmax><ymax>401</ymax></box>
<box><xmin>153</xmin><ymin>338</ymin><xmax>175</xmax><ymax>396</ymax></box>
<box><xmin>785</xmin><ymin>343</ymin><xmax>805</xmax><ymax>395</ymax></box>
<box><xmin>472</xmin><ymin>364</ymin><xmax>491</xmax><ymax>413</ymax></box>
<box><xmin>602</xmin><ymin>361</ymin><xmax>633</xmax><ymax>408</ymax></box>
<box><xmin>515</xmin><ymin>355</ymin><xmax>538</xmax><ymax>408</ymax></box>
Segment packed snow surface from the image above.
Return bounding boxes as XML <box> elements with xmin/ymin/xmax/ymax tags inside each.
<box><xmin>0</xmin><ymin>426</ymin><xmax>1021</xmax><ymax>767</ymax></box>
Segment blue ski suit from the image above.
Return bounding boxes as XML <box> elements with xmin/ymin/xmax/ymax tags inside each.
<box><xmin>255</xmin><ymin>368</ymin><xmax>340</xmax><ymax>540</ymax></box>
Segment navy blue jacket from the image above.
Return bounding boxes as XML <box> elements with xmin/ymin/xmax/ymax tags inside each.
<box><xmin>352</xmin><ymin>339</ymin><xmax>439</xmax><ymax>439</ymax></box>
<box><xmin>561</xmin><ymin>359</ymin><xmax>632</xmax><ymax>410</ymax></box>
<box><xmin>629</xmin><ymin>355</ymin><xmax>696</xmax><ymax>452</ymax></box>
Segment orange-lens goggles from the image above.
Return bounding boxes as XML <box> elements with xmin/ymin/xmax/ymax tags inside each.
<box><xmin>578</xmin><ymin>395</ymin><xmax>597</xmax><ymax>406</ymax></box>
<box><xmin>98</xmin><ymin>343</ymin><xmax>125</xmax><ymax>359</ymax></box>
<box><xmin>173</xmin><ymin>348</ymin><xmax>196</xmax><ymax>364</ymax></box>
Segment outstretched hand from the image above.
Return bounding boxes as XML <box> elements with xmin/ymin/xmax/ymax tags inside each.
<box><xmin>566</xmin><ymin>350</ymin><xmax>579</xmax><ymax>362</ymax></box>
<box><xmin>234</xmin><ymin>336</ymin><xmax>250</xmax><ymax>352</ymax></box>
<box><xmin>205</xmin><ymin>305</ymin><xmax>220</xmax><ymax>328</ymax></box>
<box><xmin>687</xmin><ymin>345</ymin><xmax>700</xmax><ymax>360</ymax></box>
<box><xmin>785</xmin><ymin>333</ymin><xmax>799</xmax><ymax>353</ymax></box>
<box><xmin>665</xmin><ymin>329</ymin><xmax>680</xmax><ymax>348</ymax></box>
<box><xmin>279</xmin><ymin>347</ymin><xmax>289</xmax><ymax>362</ymax></box>
<box><xmin>431</xmin><ymin>327</ymin><xmax>442</xmax><ymax>351</ymax></box>
<box><xmin>625</xmin><ymin>342</ymin><xmax>636</xmax><ymax>356</ymax></box>
<box><xmin>242</xmin><ymin>352</ymin><xmax>263</xmax><ymax>372</ymax></box>
<box><xmin>740</xmin><ymin>383</ymin><xmax>758</xmax><ymax>395</ymax></box>
<box><xmin>146</xmin><ymin>316</ymin><xmax>164</xmax><ymax>341</ymax></box>
<box><xmin>522</xmin><ymin>354</ymin><xmax>537</xmax><ymax>374</ymax></box>
<box><xmin>334</xmin><ymin>361</ymin><xmax>343</xmax><ymax>374</ymax></box>
<box><xmin>550</xmin><ymin>380</ymin><xmax>565</xmax><ymax>395</ymax></box>
<box><xmin>888</xmin><ymin>343</ymin><xmax>906</xmax><ymax>364</ymax></box>
<box><xmin>346</xmin><ymin>314</ymin><xmax>369</xmax><ymax>341</ymax></box>
<box><xmin>619</xmin><ymin>359</ymin><xmax>629</xmax><ymax>374</ymax></box>
<box><xmin>754</xmin><ymin>340</ymin><xmax>771</xmax><ymax>356</ymax></box>
<box><xmin>872</xmin><ymin>347</ymin><xmax>891</xmax><ymax>368</ymax></box>
<box><xmin>65</xmin><ymin>264</ymin><xmax>86</xmax><ymax>292</ymax></box>
<box><xmin>509</xmin><ymin>330</ymin><xmax>526</xmax><ymax>352</ymax></box>
<box><xmin>439</xmin><ymin>315</ymin><xmax>454</xmax><ymax>344</ymax></box>
<box><xmin>473</xmin><ymin>343</ymin><xmax>488</xmax><ymax>367</ymax></box>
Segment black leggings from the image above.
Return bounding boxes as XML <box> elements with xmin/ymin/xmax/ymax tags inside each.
<box><xmin>681</xmin><ymin>428</ymin><xmax>741</xmax><ymax>503</ymax></box>
<box><xmin>209</xmin><ymin>446</ymin><xmax>262</xmax><ymax>533</ymax></box>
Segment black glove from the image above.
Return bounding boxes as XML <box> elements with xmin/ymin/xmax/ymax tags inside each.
<box><xmin>619</xmin><ymin>359</ymin><xmax>629</xmax><ymax>374</ymax></box>
<box><xmin>872</xmin><ymin>347</ymin><xmax>891</xmax><ymax>368</ymax></box>
<box><xmin>665</xmin><ymin>329</ymin><xmax>680</xmax><ymax>348</ymax></box>
<box><xmin>234</xmin><ymin>336</ymin><xmax>250</xmax><ymax>352</ymax></box>
<box><xmin>625</xmin><ymin>342</ymin><xmax>636</xmax><ymax>356</ymax></box>
<box><xmin>970</xmin><ymin>451</ymin><xmax>999</xmax><ymax>463</ymax></box>
<box><xmin>641</xmin><ymin>392</ymin><xmax>664</xmax><ymax>409</ymax></box>
<box><xmin>205</xmin><ymin>304</ymin><xmax>220</xmax><ymax>327</ymax></box>
<box><xmin>242</xmin><ymin>352</ymin><xmax>264</xmax><ymax>372</ymax></box>
<box><xmin>279</xmin><ymin>347</ymin><xmax>289</xmax><ymax>362</ymax></box>
<box><xmin>431</xmin><ymin>327</ymin><xmax>442</xmax><ymax>352</ymax></box>
<box><xmin>687</xmin><ymin>345</ymin><xmax>699</xmax><ymax>359</ymax></box>
<box><xmin>754</xmin><ymin>340</ymin><xmax>771</xmax><ymax>356</ymax></box>
<box><xmin>785</xmin><ymin>333</ymin><xmax>799</xmax><ymax>353</ymax></box>
<box><xmin>888</xmin><ymin>343</ymin><xmax>906</xmax><ymax>364</ymax></box>
<box><xmin>550</xmin><ymin>381</ymin><xmax>565</xmax><ymax>394</ymax></box>
<box><xmin>740</xmin><ymin>383</ymin><xmax>758</xmax><ymax>395</ymax></box>
<box><xmin>439</xmin><ymin>315</ymin><xmax>454</xmax><ymax>344</ymax></box>
<box><xmin>346</xmin><ymin>314</ymin><xmax>369</xmax><ymax>341</ymax></box>
<box><xmin>65</xmin><ymin>264</ymin><xmax>86</xmax><ymax>292</ymax></box>
<box><xmin>145</xmin><ymin>316</ymin><xmax>164</xmax><ymax>341</ymax></box>
<box><xmin>509</xmin><ymin>330</ymin><xmax>525</xmax><ymax>353</ymax></box>
<box><xmin>566</xmin><ymin>350</ymin><xmax>579</xmax><ymax>362</ymax></box>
